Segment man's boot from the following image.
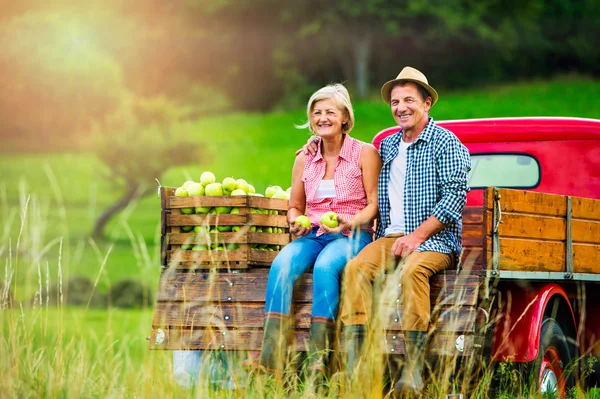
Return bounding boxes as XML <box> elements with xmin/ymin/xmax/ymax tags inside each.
<box><xmin>394</xmin><ymin>330</ymin><xmax>427</xmax><ymax>394</ymax></box>
<box><xmin>243</xmin><ymin>314</ymin><xmax>289</xmax><ymax>376</ymax></box>
<box><xmin>306</xmin><ymin>317</ymin><xmax>335</xmax><ymax>376</ymax></box>
<box><xmin>343</xmin><ymin>324</ymin><xmax>366</xmax><ymax>377</ymax></box>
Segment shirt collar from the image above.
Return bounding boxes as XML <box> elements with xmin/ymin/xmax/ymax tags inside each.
<box><xmin>397</xmin><ymin>117</ymin><xmax>436</xmax><ymax>144</ymax></box>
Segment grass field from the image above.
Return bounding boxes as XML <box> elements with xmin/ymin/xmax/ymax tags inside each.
<box><xmin>1</xmin><ymin>76</ymin><xmax>600</xmax><ymax>398</ymax></box>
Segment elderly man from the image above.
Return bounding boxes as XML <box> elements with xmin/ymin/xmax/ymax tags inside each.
<box><xmin>339</xmin><ymin>66</ymin><xmax>471</xmax><ymax>394</ymax></box>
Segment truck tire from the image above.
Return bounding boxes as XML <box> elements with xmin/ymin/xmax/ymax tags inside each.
<box><xmin>534</xmin><ymin>317</ymin><xmax>575</xmax><ymax>397</ymax></box>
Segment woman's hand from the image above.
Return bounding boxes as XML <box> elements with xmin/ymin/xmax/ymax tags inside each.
<box><xmin>320</xmin><ymin>215</ymin><xmax>350</xmax><ymax>235</ymax></box>
<box><xmin>289</xmin><ymin>218</ymin><xmax>312</xmax><ymax>237</ymax></box>
<box><xmin>294</xmin><ymin>136</ymin><xmax>320</xmax><ymax>156</ymax></box>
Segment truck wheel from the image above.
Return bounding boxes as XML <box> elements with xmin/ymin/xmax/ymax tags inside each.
<box><xmin>534</xmin><ymin>317</ymin><xmax>575</xmax><ymax>397</ymax></box>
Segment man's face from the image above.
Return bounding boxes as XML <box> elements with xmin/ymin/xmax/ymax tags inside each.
<box><xmin>390</xmin><ymin>83</ymin><xmax>432</xmax><ymax>134</ymax></box>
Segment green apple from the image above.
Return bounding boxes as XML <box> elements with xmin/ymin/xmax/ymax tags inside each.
<box><xmin>195</xmin><ymin>206</ymin><xmax>212</xmax><ymax>214</ymax></box>
<box><xmin>272</xmin><ymin>190</ymin><xmax>290</xmax><ymax>200</ymax></box>
<box><xmin>286</xmin><ymin>187</ymin><xmax>292</xmax><ymax>196</ymax></box>
<box><xmin>222</xmin><ymin>177</ymin><xmax>237</xmax><ymax>193</ymax></box>
<box><xmin>193</xmin><ymin>225</ymin><xmax>208</xmax><ymax>233</ymax></box>
<box><xmin>231</xmin><ymin>189</ymin><xmax>247</xmax><ymax>196</ymax></box>
<box><xmin>187</xmin><ymin>182</ymin><xmax>205</xmax><ymax>196</ymax></box>
<box><xmin>235</xmin><ymin>179</ymin><xmax>250</xmax><ymax>194</ymax></box>
<box><xmin>181</xmin><ymin>225</ymin><xmax>193</xmax><ymax>232</ymax></box>
<box><xmin>175</xmin><ymin>186</ymin><xmax>188</xmax><ymax>197</ymax></box>
<box><xmin>215</xmin><ymin>206</ymin><xmax>232</xmax><ymax>214</ymax></box>
<box><xmin>294</xmin><ymin>215</ymin><xmax>311</xmax><ymax>229</ymax></box>
<box><xmin>265</xmin><ymin>185</ymin><xmax>283</xmax><ymax>198</ymax></box>
<box><xmin>200</xmin><ymin>171</ymin><xmax>216</xmax><ymax>187</ymax></box>
<box><xmin>181</xmin><ymin>244</ymin><xmax>193</xmax><ymax>250</ymax></box>
<box><xmin>205</xmin><ymin>182</ymin><xmax>223</xmax><ymax>196</ymax></box>
<box><xmin>225</xmin><ymin>243</ymin><xmax>240</xmax><ymax>250</ymax></box>
<box><xmin>192</xmin><ymin>244</ymin><xmax>208</xmax><ymax>250</ymax></box>
<box><xmin>217</xmin><ymin>225</ymin><xmax>232</xmax><ymax>232</ymax></box>
<box><xmin>320</xmin><ymin>211</ymin><xmax>339</xmax><ymax>228</ymax></box>
<box><xmin>232</xmin><ymin>226</ymin><xmax>241</xmax><ymax>232</ymax></box>
<box><xmin>182</xmin><ymin>180</ymin><xmax>195</xmax><ymax>190</ymax></box>
<box><xmin>248</xmin><ymin>184</ymin><xmax>256</xmax><ymax>194</ymax></box>
<box><xmin>264</xmin><ymin>226</ymin><xmax>274</xmax><ymax>233</ymax></box>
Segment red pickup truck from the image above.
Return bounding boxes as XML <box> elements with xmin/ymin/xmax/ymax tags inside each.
<box><xmin>152</xmin><ymin>116</ymin><xmax>600</xmax><ymax>398</ymax></box>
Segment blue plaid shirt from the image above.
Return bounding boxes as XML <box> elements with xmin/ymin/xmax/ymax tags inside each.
<box><xmin>376</xmin><ymin>118</ymin><xmax>471</xmax><ymax>260</ymax></box>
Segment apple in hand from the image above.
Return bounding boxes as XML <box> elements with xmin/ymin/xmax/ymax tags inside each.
<box><xmin>320</xmin><ymin>211</ymin><xmax>339</xmax><ymax>228</ymax></box>
<box><xmin>294</xmin><ymin>215</ymin><xmax>311</xmax><ymax>229</ymax></box>
<box><xmin>200</xmin><ymin>171</ymin><xmax>216</xmax><ymax>187</ymax></box>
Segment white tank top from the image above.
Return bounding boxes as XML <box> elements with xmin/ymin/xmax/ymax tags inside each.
<box><xmin>314</xmin><ymin>179</ymin><xmax>336</xmax><ymax>199</ymax></box>
<box><xmin>385</xmin><ymin>139</ymin><xmax>411</xmax><ymax>235</ymax></box>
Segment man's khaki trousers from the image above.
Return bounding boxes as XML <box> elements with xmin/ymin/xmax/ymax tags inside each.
<box><xmin>339</xmin><ymin>234</ymin><xmax>455</xmax><ymax>331</ymax></box>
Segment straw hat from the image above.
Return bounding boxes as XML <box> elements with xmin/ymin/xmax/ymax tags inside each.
<box><xmin>380</xmin><ymin>66</ymin><xmax>438</xmax><ymax>106</ymax></box>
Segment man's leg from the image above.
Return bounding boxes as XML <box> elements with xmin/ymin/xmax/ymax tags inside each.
<box><xmin>395</xmin><ymin>251</ymin><xmax>455</xmax><ymax>394</ymax></box>
<box><xmin>339</xmin><ymin>234</ymin><xmax>401</xmax><ymax>374</ymax></box>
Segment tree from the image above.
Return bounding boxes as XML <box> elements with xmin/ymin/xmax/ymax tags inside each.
<box><xmin>91</xmin><ymin>95</ymin><xmax>208</xmax><ymax>239</ymax></box>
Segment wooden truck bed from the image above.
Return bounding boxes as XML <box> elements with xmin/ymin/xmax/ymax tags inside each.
<box><xmin>149</xmin><ymin>187</ymin><xmax>600</xmax><ymax>358</ymax></box>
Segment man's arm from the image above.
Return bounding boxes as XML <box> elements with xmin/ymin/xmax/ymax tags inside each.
<box><xmin>392</xmin><ymin>138</ymin><xmax>471</xmax><ymax>257</ymax></box>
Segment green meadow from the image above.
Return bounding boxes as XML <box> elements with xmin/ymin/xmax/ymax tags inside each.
<box><xmin>2</xmin><ymin>76</ymin><xmax>600</xmax><ymax>398</ymax></box>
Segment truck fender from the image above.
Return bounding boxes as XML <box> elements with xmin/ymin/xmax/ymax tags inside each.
<box><xmin>491</xmin><ymin>282</ymin><xmax>576</xmax><ymax>363</ymax></box>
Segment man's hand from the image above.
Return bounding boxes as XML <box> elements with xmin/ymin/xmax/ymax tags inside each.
<box><xmin>294</xmin><ymin>136</ymin><xmax>320</xmax><ymax>156</ymax></box>
<box><xmin>289</xmin><ymin>218</ymin><xmax>312</xmax><ymax>237</ymax></box>
<box><xmin>391</xmin><ymin>233</ymin><xmax>425</xmax><ymax>257</ymax></box>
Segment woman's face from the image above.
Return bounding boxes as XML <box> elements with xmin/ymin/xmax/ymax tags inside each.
<box><xmin>310</xmin><ymin>98</ymin><xmax>347</xmax><ymax>138</ymax></box>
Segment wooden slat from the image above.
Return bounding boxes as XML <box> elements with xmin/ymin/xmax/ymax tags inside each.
<box><xmin>573</xmin><ymin>220</ymin><xmax>600</xmax><ymax>245</ymax></box>
<box><xmin>167</xmin><ymin>214</ymin><xmax>247</xmax><ymax>227</ymax></box>
<box><xmin>497</xmin><ymin>238</ymin><xmax>565</xmax><ymax>272</ymax></box>
<box><xmin>149</xmin><ymin>327</ymin><xmax>475</xmax><ymax>355</ymax></box>
<box><xmin>573</xmin><ymin>244</ymin><xmax>600</xmax><ymax>274</ymax></box>
<box><xmin>487</xmin><ymin>188</ymin><xmax>567</xmax><ymax>217</ymax></box>
<box><xmin>460</xmin><ymin>247</ymin><xmax>483</xmax><ymax>271</ymax></box>
<box><xmin>168</xmin><ymin>195</ymin><xmax>249</xmax><ymax>209</ymax></box>
<box><xmin>248</xmin><ymin>196</ymin><xmax>289</xmax><ymax>211</ymax></box>
<box><xmin>156</xmin><ymin>269</ymin><xmax>480</xmax><ymax>307</ymax></box>
<box><xmin>572</xmin><ymin>196</ymin><xmax>600</xmax><ymax>221</ymax></box>
<box><xmin>153</xmin><ymin>300</ymin><xmax>476</xmax><ymax>333</ymax></box>
<box><xmin>168</xmin><ymin>232</ymin><xmax>290</xmax><ymax>246</ymax></box>
<box><xmin>463</xmin><ymin>207</ymin><xmax>484</xmax><ymax>224</ymax></box>
<box><xmin>462</xmin><ymin>223</ymin><xmax>484</xmax><ymax>247</ymax></box>
<box><xmin>485</xmin><ymin>211</ymin><xmax>566</xmax><ymax>241</ymax></box>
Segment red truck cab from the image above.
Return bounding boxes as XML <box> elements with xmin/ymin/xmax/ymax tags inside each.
<box><xmin>372</xmin><ymin>117</ymin><xmax>600</xmax><ymax>205</ymax></box>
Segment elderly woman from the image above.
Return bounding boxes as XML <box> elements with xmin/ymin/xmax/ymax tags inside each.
<box><xmin>245</xmin><ymin>84</ymin><xmax>382</xmax><ymax>377</ymax></box>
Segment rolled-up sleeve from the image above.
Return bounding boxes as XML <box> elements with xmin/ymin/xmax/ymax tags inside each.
<box><xmin>431</xmin><ymin>140</ymin><xmax>471</xmax><ymax>225</ymax></box>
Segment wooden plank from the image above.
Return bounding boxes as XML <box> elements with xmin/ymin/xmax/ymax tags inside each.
<box><xmin>462</xmin><ymin>223</ymin><xmax>484</xmax><ymax>247</ymax></box>
<box><xmin>248</xmin><ymin>196</ymin><xmax>289</xmax><ymax>211</ymax></box>
<box><xmin>156</xmin><ymin>269</ymin><xmax>480</xmax><ymax>307</ymax></box>
<box><xmin>489</xmin><ymin>188</ymin><xmax>567</xmax><ymax>217</ymax></box>
<box><xmin>149</xmin><ymin>327</ymin><xmax>475</xmax><ymax>355</ymax></box>
<box><xmin>167</xmin><ymin>195</ymin><xmax>249</xmax><ymax>209</ymax></box>
<box><xmin>460</xmin><ymin>247</ymin><xmax>483</xmax><ymax>271</ymax></box>
<box><xmin>463</xmin><ymin>207</ymin><xmax>484</xmax><ymax>224</ymax></box>
<box><xmin>153</xmin><ymin>300</ymin><xmax>476</xmax><ymax>333</ymax></box>
<box><xmin>485</xmin><ymin>211</ymin><xmax>566</xmax><ymax>241</ymax></box>
<box><xmin>168</xmin><ymin>232</ymin><xmax>290</xmax><ymax>246</ymax></box>
<box><xmin>573</xmin><ymin>220</ymin><xmax>600</xmax><ymax>245</ymax></box>
<box><xmin>573</xmin><ymin>243</ymin><xmax>600</xmax><ymax>274</ymax></box>
<box><xmin>167</xmin><ymin>214</ymin><xmax>248</xmax><ymax>227</ymax></box>
<box><xmin>497</xmin><ymin>238</ymin><xmax>565</xmax><ymax>272</ymax></box>
<box><xmin>572</xmin><ymin>196</ymin><xmax>600</xmax><ymax>221</ymax></box>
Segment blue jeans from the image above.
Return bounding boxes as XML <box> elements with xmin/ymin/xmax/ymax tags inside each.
<box><xmin>264</xmin><ymin>228</ymin><xmax>372</xmax><ymax>319</ymax></box>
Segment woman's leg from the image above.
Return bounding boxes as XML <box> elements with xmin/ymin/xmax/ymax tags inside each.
<box><xmin>312</xmin><ymin>231</ymin><xmax>373</xmax><ymax>319</ymax></box>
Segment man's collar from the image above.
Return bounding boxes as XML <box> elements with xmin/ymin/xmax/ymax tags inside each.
<box><xmin>397</xmin><ymin>117</ymin><xmax>436</xmax><ymax>144</ymax></box>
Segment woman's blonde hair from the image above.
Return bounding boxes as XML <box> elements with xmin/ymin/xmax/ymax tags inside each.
<box><xmin>296</xmin><ymin>83</ymin><xmax>355</xmax><ymax>135</ymax></box>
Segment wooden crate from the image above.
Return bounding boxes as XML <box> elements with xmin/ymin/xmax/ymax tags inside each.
<box><xmin>484</xmin><ymin>188</ymin><xmax>600</xmax><ymax>274</ymax></box>
<box><xmin>160</xmin><ymin>187</ymin><xmax>291</xmax><ymax>269</ymax></box>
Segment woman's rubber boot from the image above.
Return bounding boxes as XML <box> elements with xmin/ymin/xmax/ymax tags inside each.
<box><xmin>306</xmin><ymin>317</ymin><xmax>335</xmax><ymax>379</ymax></box>
<box><xmin>243</xmin><ymin>314</ymin><xmax>289</xmax><ymax>378</ymax></box>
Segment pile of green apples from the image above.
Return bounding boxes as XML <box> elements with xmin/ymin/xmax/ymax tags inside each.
<box><xmin>174</xmin><ymin>171</ymin><xmax>291</xmax><ymax>252</ymax></box>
